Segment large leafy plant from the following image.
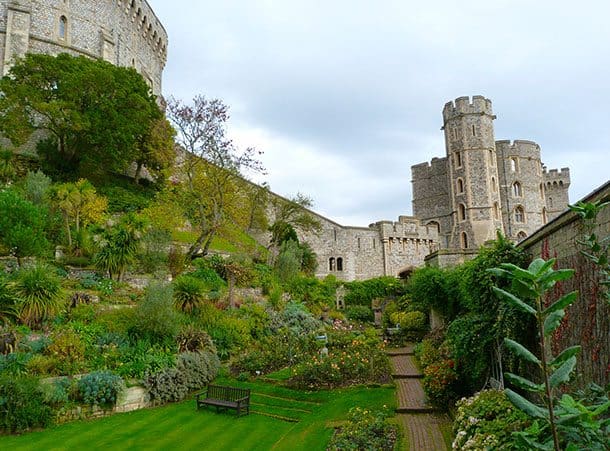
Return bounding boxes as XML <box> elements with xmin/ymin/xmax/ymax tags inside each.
<box><xmin>490</xmin><ymin>258</ymin><xmax>610</xmax><ymax>450</ymax></box>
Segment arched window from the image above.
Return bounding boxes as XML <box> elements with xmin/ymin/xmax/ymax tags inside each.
<box><xmin>337</xmin><ymin>258</ymin><xmax>343</xmax><ymax>272</ymax></box>
<box><xmin>489</xmin><ymin>149</ymin><xmax>495</xmax><ymax>166</ymax></box>
<box><xmin>517</xmin><ymin>231</ymin><xmax>528</xmax><ymax>241</ymax></box>
<box><xmin>329</xmin><ymin>258</ymin><xmax>335</xmax><ymax>271</ymax></box>
<box><xmin>455</xmin><ymin>151</ymin><xmax>462</xmax><ymax>167</ymax></box>
<box><xmin>542</xmin><ymin>208</ymin><xmax>548</xmax><ymax>224</ymax></box>
<box><xmin>458</xmin><ymin>203</ymin><xmax>466</xmax><ymax>221</ymax></box>
<box><xmin>59</xmin><ymin>16</ymin><xmax>67</xmax><ymax>40</ymax></box>
<box><xmin>427</xmin><ymin>221</ymin><xmax>440</xmax><ymax>234</ymax></box>
<box><xmin>493</xmin><ymin>202</ymin><xmax>500</xmax><ymax>220</ymax></box>
<box><xmin>461</xmin><ymin>232</ymin><xmax>469</xmax><ymax>249</ymax></box>
<box><xmin>457</xmin><ymin>178</ymin><xmax>464</xmax><ymax>194</ymax></box>
<box><xmin>510</xmin><ymin>157</ymin><xmax>518</xmax><ymax>172</ymax></box>
<box><xmin>515</xmin><ymin>206</ymin><xmax>525</xmax><ymax>223</ymax></box>
<box><xmin>491</xmin><ymin>177</ymin><xmax>497</xmax><ymax>192</ymax></box>
<box><xmin>512</xmin><ymin>181</ymin><xmax>522</xmax><ymax>197</ymax></box>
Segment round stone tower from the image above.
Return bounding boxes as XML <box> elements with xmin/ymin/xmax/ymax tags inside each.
<box><xmin>442</xmin><ymin>96</ymin><xmax>504</xmax><ymax>249</ymax></box>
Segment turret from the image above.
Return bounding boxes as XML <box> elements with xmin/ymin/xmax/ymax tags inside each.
<box><xmin>442</xmin><ymin>96</ymin><xmax>503</xmax><ymax>249</ymax></box>
<box><xmin>543</xmin><ymin>168</ymin><xmax>571</xmax><ymax>220</ymax></box>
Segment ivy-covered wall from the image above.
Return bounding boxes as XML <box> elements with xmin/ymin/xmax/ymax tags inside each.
<box><xmin>519</xmin><ymin>181</ymin><xmax>610</xmax><ymax>388</ymax></box>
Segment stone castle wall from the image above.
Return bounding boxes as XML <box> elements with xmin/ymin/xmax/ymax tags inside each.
<box><xmin>518</xmin><ymin>181</ymin><xmax>610</xmax><ymax>389</ymax></box>
<box><xmin>0</xmin><ymin>0</ymin><xmax>167</xmax><ymax>95</ymax></box>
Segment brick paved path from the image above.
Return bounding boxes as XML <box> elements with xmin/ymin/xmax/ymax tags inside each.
<box><xmin>387</xmin><ymin>346</ymin><xmax>450</xmax><ymax>450</ymax></box>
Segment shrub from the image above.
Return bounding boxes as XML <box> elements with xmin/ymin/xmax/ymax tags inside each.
<box><xmin>77</xmin><ymin>371</ymin><xmax>125</xmax><ymax>406</ymax></box>
<box><xmin>344</xmin><ymin>276</ymin><xmax>406</xmax><ymax>307</ymax></box>
<box><xmin>137</xmin><ymin>227</ymin><xmax>171</xmax><ymax>273</ymax></box>
<box><xmin>452</xmin><ymin>390</ymin><xmax>530</xmax><ymax>450</ymax></box>
<box><xmin>130</xmin><ymin>282</ymin><xmax>180</xmax><ymax>344</ymax></box>
<box><xmin>422</xmin><ymin>358</ymin><xmax>459</xmax><ymax>407</ymax></box>
<box><xmin>280</xmin><ymin>301</ymin><xmax>322</xmax><ymax>335</ymax></box>
<box><xmin>205</xmin><ymin>315</ymin><xmax>251</xmax><ymax>359</ymax></box>
<box><xmin>113</xmin><ymin>341</ymin><xmax>175</xmax><ymax>379</ymax></box>
<box><xmin>145</xmin><ymin>367</ymin><xmax>188</xmax><ymax>404</ymax></box>
<box><xmin>46</xmin><ymin>329</ymin><xmax>86</xmax><ymax>375</ymax></box>
<box><xmin>328</xmin><ymin>406</ymin><xmax>397</xmax><ymax>451</ymax></box>
<box><xmin>0</xmin><ymin>375</ymin><xmax>54</xmax><ymax>433</ymax></box>
<box><xmin>173</xmin><ymin>275</ymin><xmax>207</xmax><ymax>313</ymax></box>
<box><xmin>177</xmin><ymin>326</ymin><xmax>215</xmax><ymax>353</ymax></box>
<box><xmin>391</xmin><ymin>310</ymin><xmax>427</xmax><ymax>341</ymax></box>
<box><xmin>26</xmin><ymin>354</ymin><xmax>58</xmax><ymax>376</ymax></box>
<box><xmin>345</xmin><ymin>305</ymin><xmax>374</xmax><ymax>323</ymax></box>
<box><xmin>190</xmin><ymin>260</ymin><xmax>227</xmax><ymax>292</ymax></box>
<box><xmin>12</xmin><ymin>264</ymin><xmax>64</xmax><ymax>328</ymax></box>
<box><xmin>176</xmin><ymin>351</ymin><xmax>220</xmax><ymax>392</ymax></box>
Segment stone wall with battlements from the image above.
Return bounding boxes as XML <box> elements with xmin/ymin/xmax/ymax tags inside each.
<box><xmin>0</xmin><ymin>0</ymin><xmax>167</xmax><ymax>95</ymax></box>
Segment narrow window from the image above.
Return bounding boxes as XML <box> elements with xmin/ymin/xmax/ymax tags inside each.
<box><xmin>461</xmin><ymin>232</ymin><xmax>469</xmax><ymax>249</ymax></box>
<box><xmin>357</xmin><ymin>237</ymin><xmax>361</xmax><ymax>249</ymax></box>
<box><xmin>491</xmin><ymin>177</ymin><xmax>497</xmax><ymax>192</ymax></box>
<box><xmin>457</xmin><ymin>178</ymin><xmax>464</xmax><ymax>194</ymax></box>
<box><xmin>489</xmin><ymin>149</ymin><xmax>495</xmax><ymax>166</ymax></box>
<box><xmin>510</xmin><ymin>157</ymin><xmax>518</xmax><ymax>172</ymax></box>
<box><xmin>512</xmin><ymin>182</ymin><xmax>522</xmax><ymax>197</ymax></box>
<box><xmin>542</xmin><ymin>208</ymin><xmax>548</xmax><ymax>224</ymax></box>
<box><xmin>59</xmin><ymin>16</ymin><xmax>67</xmax><ymax>40</ymax></box>
<box><xmin>493</xmin><ymin>202</ymin><xmax>500</xmax><ymax>220</ymax></box>
<box><xmin>333</xmin><ymin>229</ymin><xmax>337</xmax><ymax>242</ymax></box>
<box><xmin>549</xmin><ymin>197</ymin><xmax>553</xmax><ymax>208</ymax></box>
<box><xmin>329</xmin><ymin>258</ymin><xmax>335</xmax><ymax>271</ymax></box>
<box><xmin>539</xmin><ymin>183</ymin><xmax>544</xmax><ymax>199</ymax></box>
<box><xmin>472</xmin><ymin>125</ymin><xmax>476</xmax><ymax>136</ymax></box>
<box><xmin>337</xmin><ymin>258</ymin><xmax>343</xmax><ymax>272</ymax></box>
<box><xmin>515</xmin><ymin>206</ymin><xmax>525</xmax><ymax>223</ymax></box>
<box><xmin>458</xmin><ymin>203</ymin><xmax>466</xmax><ymax>221</ymax></box>
<box><xmin>455</xmin><ymin>152</ymin><xmax>462</xmax><ymax>167</ymax></box>
<box><xmin>373</xmin><ymin>238</ymin><xmax>376</xmax><ymax>249</ymax></box>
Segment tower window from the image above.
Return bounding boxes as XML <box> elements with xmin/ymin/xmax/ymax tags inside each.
<box><xmin>517</xmin><ymin>231</ymin><xmax>528</xmax><ymax>241</ymax></box>
<box><xmin>337</xmin><ymin>258</ymin><xmax>343</xmax><ymax>272</ymax></box>
<box><xmin>510</xmin><ymin>157</ymin><xmax>518</xmax><ymax>172</ymax></box>
<box><xmin>457</xmin><ymin>178</ymin><xmax>464</xmax><ymax>194</ymax></box>
<box><xmin>455</xmin><ymin>152</ymin><xmax>462</xmax><ymax>168</ymax></box>
<box><xmin>493</xmin><ymin>202</ymin><xmax>500</xmax><ymax>220</ymax></box>
<box><xmin>540</xmin><ymin>183</ymin><xmax>544</xmax><ymax>199</ymax></box>
<box><xmin>59</xmin><ymin>16</ymin><xmax>67</xmax><ymax>40</ymax></box>
<box><xmin>461</xmin><ymin>232</ymin><xmax>469</xmax><ymax>249</ymax></box>
<box><xmin>514</xmin><ymin>206</ymin><xmax>525</xmax><ymax>223</ymax></box>
<box><xmin>458</xmin><ymin>203</ymin><xmax>467</xmax><ymax>221</ymax></box>
<box><xmin>329</xmin><ymin>258</ymin><xmax>335</xmax><ymax>271</ymax></box>
<box><xmin>489</xmin><ymin>149</ymin><xmax>495</xmax><ymax>166</ymax></box>
<box><xmin>491</xmin><ymin>177</ymin><xmax>497</xmax><ymax>192</ymax></box>
<box><xmin>512</xmin><ymin>181</ymin><xmax>522</xmax><ymax>197</ymax></box>
<box><xmin>542</xmin><ymin>207</ymin><xmax>548</xmax><ymax>224</ymax></box>
<box><xmin>472</xmin><ymin>125</ymin><xmax>476</xmax><ymax>136</ymax></box>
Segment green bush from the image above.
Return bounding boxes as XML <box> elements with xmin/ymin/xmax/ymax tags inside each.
<box><xmin>46</xmin><ymin>328</ymin><xmax>86</xmax><ymax>375</ymax></box>
<box><xmin>130</xmin><ymin>282</ymin><xmax>180</xmax><ymax>345</ymax></box>
<box><xmin>344</xmin><ymin>276</ymin><xmax>406</xmax><ymax>307</ymax></box>
<box><xmin>176</xmin><ymin>350</ymin><xmax>220</xmax><ymax>393</ymax></box>
<box><xmin>177</xmin><ymin>326</ymin><xmax>215</xmax><ymax>353</ymax></box>
<box><xmin>137</xmin><ymin>227</ymin><xmax>171</xmax><ymax>273</ymax></box>
<box><xmin>98</xmin><ymin>185</ymin><xmax>153</xmax><ymax>213</ymax></box>
<box><xmin>328</xmin><ymin>406</ymin><xmax>397</xmax><ymax>451</ymax></box>
<box><xmin>190</xmin><ymin>259</ymin><xmax>227</xmax><ymax>292</ymax></box>
<box><xmin>13</xmin><ymin>264</ymin><xmax>64</xmax><ymax>328</ymax></box>
<box><xmin>145</xmin><ymin>367</ymin><xmax>188</xmax><ymax>405</ymax></box>
<box><xmin>422</xmin><ymin>358</ymin><xmax>459</xmax><ymax>407</ymax></box>
<box><xmin>452</xmin><ymin>390</ymin><xmax>530</xmax><ymax>450</ymax></box>
<box><xmin>0</xmin><ymin>375</ymin><xmax>54</xmax><ymax>433</ymax></box>
<box><xmin>345</xmin><ymin>305</ymin><xmax>374</xmax><ymax>323</ymax></box>
<box><xmin>112</xmin><ymin>341</ymin><xmax>175</xmax><ymax>379</ymax></box>
<box><xmin>172</xmin><ymin>275</ymin><xmax>207</xmax><ymax>313</ymax></box>
<box><xmin>77</xmin><ymin>371</ymin><xmax>125</xmax><ymax>406</ymax></box>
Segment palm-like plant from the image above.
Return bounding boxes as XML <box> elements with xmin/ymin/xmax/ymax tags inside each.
<box><xmin>12</xmin><ymin>265</ymin><xmax>64</xmax><ymax>328</ymax></box>
<box><xmin>172</xmin><ymin>275</ymin><xmax>207</xmax><ymax>313</ymax></box>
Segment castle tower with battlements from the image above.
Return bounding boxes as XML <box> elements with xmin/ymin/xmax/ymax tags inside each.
<box><xmin>412</xmin><ymin>96</ymin><xmax>570</xmax><ymax>251</ymax></box>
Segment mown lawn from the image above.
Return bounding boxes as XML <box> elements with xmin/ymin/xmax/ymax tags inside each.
<box><xmin>1</xmin><ymin>378</ymin><xmax>395</xmax><ymax>451</ymax></box>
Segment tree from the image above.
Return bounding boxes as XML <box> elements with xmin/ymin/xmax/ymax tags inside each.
<box><xmin>52</xmin><ymin>179</ymin><xmax>107</xmax><ymax>252</ymax></box>
<box><xmin>0</xmin><ymin>189</ymin><xmax>49</xmax><ymax>266</ymax></box>
<box><xmin>134</xmin><ymin>117</ymin><xmax>176</xmax><ymax>185</ymax></box>
<box><xmin>0</xmin><ymin>53</ymin><xmax>163</xmax><ymax>177</ymax></box>
<box><xmin>166</xmin><ymin>96</ymin><xmax>264</xmax><ymax>259</ymax></box>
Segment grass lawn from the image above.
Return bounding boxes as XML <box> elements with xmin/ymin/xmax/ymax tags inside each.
<box><xmin>1</xmin><ymin>378</ymin><xmax>395</xmax><ymax>451</ymax></box>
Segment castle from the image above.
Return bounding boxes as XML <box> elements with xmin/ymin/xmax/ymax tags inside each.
<box><xmin>0</xmin><ymin>3</ymin><xmax>571</xmax><ymax>281</ymax></box>
<box><xmin>0</xmin><ymin>0</ymin><xmax>167</xmax><ymax>95</ymax></box>
<box><xmin>294</xmin><ymin>96</ymin><xmax>571</xmax><ymax>280</ymax></box>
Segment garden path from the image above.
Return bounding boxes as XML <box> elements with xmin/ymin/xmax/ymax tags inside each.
<box><xmin>387</xmin><ymin>345</ymin><xmax>451</xmax><ymax>450</ymax></box>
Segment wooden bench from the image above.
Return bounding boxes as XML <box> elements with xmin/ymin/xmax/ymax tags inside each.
<box><xmin>196</xmin><ymin>384</ymin><xmax>251</xmax><ymax>417</ymax></box>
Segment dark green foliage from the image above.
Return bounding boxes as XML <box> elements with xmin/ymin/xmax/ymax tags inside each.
<box><xmin>145</xmin><ymin>367</ymin><xmax>188</xmax><ymax>404</ymax></box>
<box><xmin>177</xmin><ymin>326</ymin><xmax>215</xmax><ymax>353</ymax></box>
<box><xmin>345</xmin><ymin>305</ymin><xmax>374</xmax><ymax>323</ymax></box>
<box><xmin>275</xmin><ymin>239</ymin><xmax>302</xmax><ymax>283</ymax></box>
<box><xmin>0</xmin><ymin>375</ymin><xmax>54</xmax><ymax>433</ymax></box>
<box><xmin>286</xmin><ymin>275</ymin><xmax>337</xmax><ymax>311</ymax></box>
<box><xmin>191</xmin><ymin>256</ymin><xmax>227</xmax><ymax>291</ymax></box>
<box><xmin>23</xmin><ymin>170</ymin><xmax>52</xmax><ymax>205</ymax></box>
<box><xmin>0</xmin><ymin>189</ymin><xmax>50</xmax><ymax>264</ymax></box>
<box><xmin>97</xmin><ymin>185</ymin><xmax>153</xmax><ymax>213</ymax></box>
<box><xmin>137</xmin><ymin>227</ymin><xmax>171</xmax><ymax>273</ymax></box>
<box><xmin>344</xmin><ymin>276</ymin><xmax>406</xmax><ymax>307</ymax></box>
<box><xmin>269</xmin><ymin>220</ymin><xmax>298</xmax><ymax>246</ymax></box>
<box><xmin>0</xmin><ymin>53</ymin><xmax>163</xmax><ymax>178</ymax></box>
<box><xmin>172</xmin><ymin>275</ymin><xmax>207</xmax><ymax>313</ymax></box>
<box><xmin>77</xmin><ymin>371</ymin><xmax>124</xmax><ymax>406</ymax></box>
<box><xmin>13</xmin><ymin>264</ymin><xmax>64</xmax><ymax>328</ymax></box>
<box><xmin>328</xmin><ymin>407</ymin><xmax>397</xmax><ymax>451</ymax></box>
<box><xmin>406</xmin><ymin>266</ymin><xmax>462</xmax><ymax>319</ymax></box>
<box><xmin>130</xmin><ymin>282</ymin><xmax>180</xmax><ymax>345</ymax></box>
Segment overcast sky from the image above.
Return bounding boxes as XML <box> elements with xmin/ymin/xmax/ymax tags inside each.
<box><xmin>148</xmin><ymin>0</ymin><xmax>610</xmax><ymax>226</ymax></box>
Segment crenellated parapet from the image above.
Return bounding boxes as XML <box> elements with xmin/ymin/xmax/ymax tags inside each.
<box><xmin>442</xmin><ymin>95</ymin><xmax>495</xmax><ymax>123</ymax></box>
<box><xmin>543</xmin><ymin>167</ymin><xmax>571</xmax><ymax>187</ymax></box>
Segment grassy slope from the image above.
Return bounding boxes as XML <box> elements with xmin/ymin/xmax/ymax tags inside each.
<box><xmin>1</xmin><ymin>379</ymin><xmax>395</xmax><ymax>451</ymax></box>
